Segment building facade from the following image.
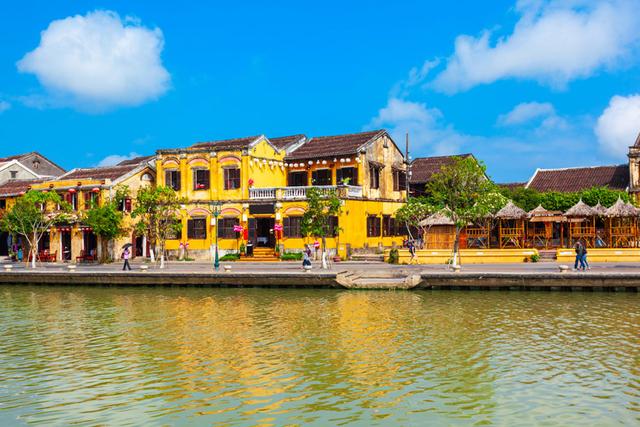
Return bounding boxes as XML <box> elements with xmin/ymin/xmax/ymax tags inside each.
<box><xmin>0</xmin><ymin>160</ymin><xmax>155</xmax><ymax>260</ymax></box>
<box><xmin>156</xmin><ymin>130</ymin><xmax>408</xmax><ymax>259</ymax></box>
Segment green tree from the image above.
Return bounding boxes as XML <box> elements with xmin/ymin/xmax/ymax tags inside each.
<box><xmin>301</xmin><ymin>187</ymin><xmax>342</xmax><ymax>269</ymax></box>
<box><xmin>395</xmin><ymin>197</ymin><xmax>436</xmax><ymax>240</ymax></box>
<box><xmin>0</xmin><ymin>191</ymin><xmax>72</xmax><ymax>269</ymax></box>
<box><xmin>131</xmin><ymin>186</ymin><xmax>184</xmax><ymax>269</ymax></box>
<box><xmin>426</xmin><ymin>156</ymin><xmax>496</xmax><ymax>268</ymax></box>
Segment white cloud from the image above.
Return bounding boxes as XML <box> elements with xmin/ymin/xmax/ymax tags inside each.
<box><xmin>595</xmin><ymin>94</ymin><xmax>640</xmax><ymax>157</ymax></box>
<box><xmin>368</xmin><ymin>98</ymin><xmax>476</xmax><ymax>156</ymax></box>
<box><xmin>430</xmin><ymin>0</ymin><xmax>640</xmax><ymax>93</ymax></box>
<box><xmin>498</xmin><ymin>101</ymin><xmax>555</xmax><ymax>126</ymax></box>
<box><xmin>17</xmin><ymin>10</ymin><xmax>170</xmax><ymax>111</ymax></box>
<box><xmin>0</xmin><ymin>100</ymin><xmax>10</xmax><ymax>113</ymax></box>
<box><xmin>97</xmin><ymin>152</ymin><xmax>141</xmax><ymax>167</ymax></box>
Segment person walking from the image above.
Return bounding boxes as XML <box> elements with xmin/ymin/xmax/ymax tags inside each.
<box><xmin>573</xmin><ymin>241</ymin><xmax>585</xmax><ymax>271</ymax></box>
<box><xmin>581</xmin><ymin>244</ymin><xmax>590</xmax><ymax>271</ymax></box>
<box><xmin>122</xmin><ymin>247</ymin><xmax>132</xmax><ymax>271</ymax></box>
<box><xmin>407</xmin><ymin>240</ymin><xmax>417</xmax><ymax>264</ymax></box>
<box><xmin>302</xmin><ymin>244</ymin><xmax>312</xmax><ymax>270</ymax></box>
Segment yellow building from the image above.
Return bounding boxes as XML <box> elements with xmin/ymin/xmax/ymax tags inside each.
<box><xmin>0</xmin><ymin>159</ymin><xmax>155</xmax><ymax>262</ymax></box>
<box><xmin>156</xmin><ymin>130</ymin><xmax>408</xmax><ymax>259</ymax></box>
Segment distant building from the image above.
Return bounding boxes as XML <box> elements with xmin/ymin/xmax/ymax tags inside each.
<box><xmin>0</xmin><ymin>152</ymin><xmax>65</xmax><ymax>184</ymax></box>
<box><xmin>408</xmin><ymin>154</ymin><xmax>475</xmax><ymax>197</ymax></box>
<box><xmin>524</xmin><ymin>165</ymin><xmax>629</xmax><ymax>193</ymax></box>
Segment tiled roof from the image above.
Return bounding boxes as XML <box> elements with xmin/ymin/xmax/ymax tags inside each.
<box><xmin>498</xmin><ymin>182</ymin><xmax>526</xmax><ymax>190</ymax></box>
<box><xmin>0</xmin><ymin>179</ymin><xmax>46</xmax><ymax>197</ymax></box>
<box><xmin>286</xmin><ymin>130</ymin><xmax>385</xmax><ymax>160</ymax></box>
<box><xmin>270</xmin><ymin>134</ymin><xmax>306</xmax><ymax>150</ymax></box>
<box><xmin>191</xmin><ymin>135</ymin><xmax>261</xmax><ymax>150</ymax></box>
<box><xmin>634</xmin><ymin>132</ymin><xmax>640</xmax><ymax>147</ymax></box>
<box><xmin>117</xmin><ymin>155</ymin><xmax>155</xmax><ymax>166</ymax></box>
<box><xmin>526</xmin><ymin>165</ymin><xmax>629</xmax><ymax>192</ymax></box>
<box><xmin>409</xmin><ymin>154</ymin><xmax>473</xmax><ymax>184</ymax></box>
<box><xmin>60</xmin><ymin>165</ymin><xmax>140</xmax><ymax>181</ymax></box>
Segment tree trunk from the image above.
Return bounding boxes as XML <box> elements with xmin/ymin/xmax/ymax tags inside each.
<box><xmin>30</xmin><ymin>232</ymin><xmax>38</xmax><ymax>269</ymax></box>
<box><xmin>100</xmin><ymin>238</ymin><xmax>109</xmax><ymax>264</ymax></box>
<box><xmin>321</xmin><ymin>236</ymin><xmax>328</xmax><ymax>269</ymax></box>
<box><xmin>452</xmin><ymin>226</ymin><xmax>461</xmax><ymax>268</ymax></box>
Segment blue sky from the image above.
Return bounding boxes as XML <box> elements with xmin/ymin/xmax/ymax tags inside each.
<box><xmin>1</xmin><ymin>0</ymin><xmax>640</xmax><ymax>182</ymax></box>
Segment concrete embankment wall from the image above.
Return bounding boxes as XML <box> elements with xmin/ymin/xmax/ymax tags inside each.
<box><xmin>0</xmin><ymin>271</ymin><xmax>639</xmax><ymax>291</ymax></box>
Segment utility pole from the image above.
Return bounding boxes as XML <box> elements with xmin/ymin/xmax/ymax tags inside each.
<box><xmin>405</xmin><ymin>132</ymin><xmax>411</xmax><ymax>201</ymax></box>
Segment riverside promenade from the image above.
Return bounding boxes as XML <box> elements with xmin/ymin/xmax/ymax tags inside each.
<box><xmin>1</xmin><ymin>259</ymin><xmax>640</xmax><ymax>290</ymax></box>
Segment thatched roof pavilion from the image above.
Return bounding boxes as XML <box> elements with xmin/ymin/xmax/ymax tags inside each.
<box><xmin>592</xmin><ymin>202</ymin><xmax>607</xmax><ymax>216</ymax></box>
<box><xmin>527</xmin><ymin>204</ymin><xmax>563</xmax><ymax>221</ymax></box>
<box><xmin>419</xmin><ymin>208</ymin><xmax>455</xmax><ymax>226</ymax></box>
<box><xmin>495</xmin><ymin>200</ymin><xmax>527</xmax><ymax>219</ymax></box>
<box><xmin>564</xmin><ymin>199</ymin><xmax>595</xmax><ymax>217</ymax></box>
<box><xmin>605</xmin><ymin>198</ymin><xmax>639</xmax><ymax>217</ymax></box>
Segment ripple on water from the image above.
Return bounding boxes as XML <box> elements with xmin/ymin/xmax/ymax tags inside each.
<box><xmin>0</xmin><ymin>287</ymin><xmax>638</xmax><ymax>426</ymax></box>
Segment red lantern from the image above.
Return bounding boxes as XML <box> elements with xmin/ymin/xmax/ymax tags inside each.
<box><xmin>91</xmin><ymin>187</ymin><xmax>100</xmax><ymax>193</ymax></box>
<box><xmin>243</xmin><ymin>228</ymin><xmax>249</xmax><ymax>240</ymax></box>
<box><xmin>68</xmin><ymin>188</ymin><xmax>77</xmax><ymax>194</ymax></box>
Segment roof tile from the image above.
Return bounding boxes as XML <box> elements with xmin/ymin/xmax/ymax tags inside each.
<box><xmin>527</xmin><ymin>165</ymin><xmax>629</xmax><ymax>192</ymax></box>
<box><xmin>286</xmin><ymin>130</ymin><xmax>384</xmax><ymax>160</ymax></box>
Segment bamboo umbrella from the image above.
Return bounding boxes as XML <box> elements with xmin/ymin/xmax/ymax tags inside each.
<box><xmin>495</xmin><ymin>200</ymin><xmax>527</xmax><ymax>248</ymax></box>
<box><xmin>605</xmin><ymin>198</ymin><xmax>639</xmax><ymax>247</ymax></box>
<box><xmin>527</xmin><ymin>205</ymin><xmax>562</xmax><ymax>248</ymax></box>
<box><xmin>565</xmin><ymin>199</ymin><xmax>596</xmax><ymax>247</ymax></box>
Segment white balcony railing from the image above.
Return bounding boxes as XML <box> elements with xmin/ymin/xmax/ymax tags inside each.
<box><xmin>249</xmin><ymin>185</ymin><xmax>363</xmax><ymax>201</ymax></box>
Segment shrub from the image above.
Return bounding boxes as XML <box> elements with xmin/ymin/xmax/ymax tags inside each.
<box><xmin>280</xmin><ymin>252</ymin><xmax>303</xmax><ymax>261</ymax></box>
<box><xmin>388</xmin><ymin>248</ymin><xmax>399</xmax><ymax>264</ymax></box>
<box><xmin>220</xmin><ymin>253</ymin><xmax>240</xmax><ymax>261</ymax></box>
<box><xmin>530</xmin><ymin>253</ymin><xmax>540</xmax><ymax>263</ymax></box>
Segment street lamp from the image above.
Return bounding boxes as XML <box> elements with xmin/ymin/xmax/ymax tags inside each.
<box><xmin>210</xmin><ymin>201</ymin><xmax>222</xmax><ymax>271</ymax></box>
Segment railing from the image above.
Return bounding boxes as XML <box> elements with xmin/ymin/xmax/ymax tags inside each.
<box><xmin>249</xmin><ymin>185</ymin><xmax>364</xmax><ymax>201</ymax></box>
<box><xmin>249</xmin><ymin>188</ymin><xmax>276</xmax><ymax>200</ymax></box>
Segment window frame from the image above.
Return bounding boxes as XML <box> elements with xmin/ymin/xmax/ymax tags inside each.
<box><xmin>367</xmin><ymin>215</ymin><xmax>381</xmax><ymax>237</ymax></box>
<box><xmin>336</xmin><ymin>167</ymin><xmax>358</xmax><ymax>186</ymax></box>
<box><xmin>187</xmin><ymin>217</ymin><xmax>208</xmax><ymax>240</ymax></box>
<box><xmin>393</xmin><ymin>169</ymin><xmax>407</xmax><ymax>192</ymax></box>
<box><xmin>193</xmin><ymin>169</ymin><xmax>210</xmax><ymax>191</ymax></box>
<box><xmin>223</xmin><ymin>167</ymin><xmax>241</xmax><ymax>190</ymax></box>
<box><xmin>218</xmin><ymin>217</ymin><xmax>240</xmax><ymax>239</ymax></box>
<box><xmin>283</xmin><ymin>216</ymin><xmax>303</xmax><ymax>238</ymax></box>
<box><xmin>369</xmin><ymin>164</ymin><xmax>380</xmax><ymax>189</ymax></box>
<box><xmin>165</xmin><ymin>170</ymin><xmax>181</xmax><ymax>191</ymax></box>
<box><xmin>311</xmin><ymin>168</ymin><xmax>332</xmax><ymax>186</ymax></box>
<box><xmin>287</xmin><ymin>171</ymin><xmax>308</xmax><ymax>187</ymax></box>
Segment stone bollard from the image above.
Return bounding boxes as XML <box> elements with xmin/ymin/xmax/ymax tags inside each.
<box><xmin>451</xmin><ymin>265</ymin><xmax>461</xmax><ymax>273</ymax></box>
<box><xmin>558</xmin><ymin>265</ymin><xmax>569</xmax><ymax>273</ymax></box>
<box><xmin>224</xmin><ymin>265</ymin><xmax>232</xmax><ymax>272</ymax></box>
<box><xmin>139</xmin><ymin>265</ymin><xmax>149</xmax><ymax>271</ymax></box>
<box><xmin>3</xmin><ymin>264</ymin><xmax>13</xmax><ymax>271</ymax></box>
<box><xmin>67</xmin><ymin>264</ymin><xmax>77</xmax><ymax>272</ymax></box>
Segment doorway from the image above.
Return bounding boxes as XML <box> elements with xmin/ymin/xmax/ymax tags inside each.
<box><xmin>61</xmin><ymin>232</ymin><xmax>72</xmax><ymax>261</ymax></box>
<box><xmin>255</xmin><ymin>217</ymin><xmax>275</xmax><ymax>247</ymax></box>
<box><xmin>0</xmin><ymin>232</ymin><xmax>8</xmax><ymax>256</ymax></box>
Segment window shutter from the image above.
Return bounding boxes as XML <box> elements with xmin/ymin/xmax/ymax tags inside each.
<box><xmin>283</xmin><ymin>217</ymin><xmax>290</xmax><ymax>238</ymax></box>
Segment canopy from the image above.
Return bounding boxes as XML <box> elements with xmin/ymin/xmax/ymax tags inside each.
<box><xmin>494</xmin><ymin>200</ymin><xmax>527</xmax><ymax>219</ymax></box>
<box><xmin>564</xmin><ymin>199</ymin><xmax>595</xmax><ymax>217</ymax></box>
<box><xmin>605</xmin><ymin>198</ymin><xmax>639</xmax><ymax>217</ymax></box>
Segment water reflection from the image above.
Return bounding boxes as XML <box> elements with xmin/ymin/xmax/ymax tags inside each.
<box><xmin>0</xmin><ymin>287</ymin><xmax>637</xmax><ymax>426</ymax></box>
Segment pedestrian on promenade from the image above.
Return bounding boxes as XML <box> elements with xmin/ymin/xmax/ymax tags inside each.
<box><xmin>302</xmin><ymin>244</ymin><xmax>312</xmax><ymax>270</ymax></box>
<box><xmin>573</xmin><ymin>241</ymin><xmax>585</xmax><ymax>271</ymax></box>
<box><xmin>582</xmin><ymin>244</ymin><xmax>590</xmax><ymax>271</ymax></box>
<box><xmin>407</xmin><ymin>240</ymin><xmax>417</xmax><ymax>264</ymax></box>
<box><xmin>122</xmin><ymin>247</ymin><xmax>132</xmax><ymax>271</ymax></box>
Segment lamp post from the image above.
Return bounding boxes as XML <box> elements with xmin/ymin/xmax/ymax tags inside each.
<box><xmin>211</xmin><ymin>201</ymin><xmax>221</xmax><ymax>271</ymax></box>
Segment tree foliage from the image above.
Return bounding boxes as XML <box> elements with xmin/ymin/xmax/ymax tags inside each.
<box><xmin>395</xmin><ymin>197</ymin><xmax>437</xmax><ymax>238</ymax></box>
<box><xmin>0</xmin><ymin>191</ymin><xmax>72</xmax><ymax>268</ymax></box>
<box><xmin>301</xmin><ymin>187</ymin><xmax>342</xmax><ymax>268</ymax></box>
<box><xmin>499</xmin><ymin>186</ymin><xmax>631</xmax><ymax>212</ymax></box>
<box><xmin>424</xmin><ymin>156</ymin><xmax>499</xmax><ymax>267</ymax></box>
<box><xmin>131</xmin><ymin>186</ymin><xmax>184</xmax><ymax>268</ymax></box>
<box><xmin>83</xmin><ymin>188</ymin><xmax>128</xmax><ymax>263</ymax></box>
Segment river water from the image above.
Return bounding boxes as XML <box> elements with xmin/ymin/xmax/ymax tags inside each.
<box><xmin>0</xmin><ymin>286</ymin><xmax>638</xmax><ymax>426</ymax></box>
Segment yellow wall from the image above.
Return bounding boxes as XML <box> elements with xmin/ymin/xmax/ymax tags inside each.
<box><xmin>156</xmin><ymin>133</ymin><xmax>408</xmax><ymax>260</ymax></box>
<box><xmin>388</xmin><ymin>248</ymin><xmax>539</xmax><ymax>264</ymax></box>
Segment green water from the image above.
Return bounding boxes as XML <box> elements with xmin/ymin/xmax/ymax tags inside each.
<box><xmin>0</xmin><ymin>286</ymin><xmax>638</xmax><ymax>426</ymax></box>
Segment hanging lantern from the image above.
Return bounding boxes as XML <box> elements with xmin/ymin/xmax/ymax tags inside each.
<box><xmin>346</xmin><ymin>157</ymin><xmax>351</xmax><ymax>162</ymax></box>
<box><xmin>321</xmin><ymin>160</ymin><xmax>327</xmax><ymax>165</ymax></box>
<box><xmin>68</xmin><ymin>188</ymin><xmax>77</xmax><ymax>194</ymax></box>
<box><xmin>91</xmin><ymin>187</ymin><xmax>100</xmax><ymax>193</ymax></box>
<box><xmin>262</xmin><ymin>159</ymin><xmax>267</xmax><ymax>164</ymax></box>
<box><xmin>340</xmin><ymin>158</ymin><xmax>345</xmax><ymax>163</ymax></box>
<box><xmin>355</xmin><ymin>158</ymin><xmax>360</xmax><ymax>163</ymax></box>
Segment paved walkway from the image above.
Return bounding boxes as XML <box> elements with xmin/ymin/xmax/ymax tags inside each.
<box><xmin>3</xmin><ymin>259</ymin><xmax>640</xmax><ymax>274</ymax></box>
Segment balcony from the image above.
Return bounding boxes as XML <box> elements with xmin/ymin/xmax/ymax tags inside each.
<box><xmin>249</xmin><ymin>185</ymin><xmax>363</xmax><ymax>201</ymax></box>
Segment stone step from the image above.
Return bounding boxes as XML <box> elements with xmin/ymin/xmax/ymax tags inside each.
<box><xmin>350</xmin><ymin>253</ymin><xmax>384</xmax><ymax>262</ymax></box>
